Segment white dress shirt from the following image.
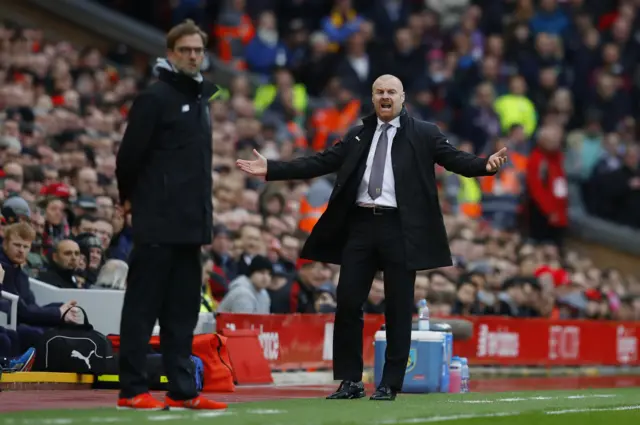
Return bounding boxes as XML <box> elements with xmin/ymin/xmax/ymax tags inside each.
<box><xmin>356</xmin><ymin>116</ymin><xmax>400</xmax><ymax>207</ymax></box>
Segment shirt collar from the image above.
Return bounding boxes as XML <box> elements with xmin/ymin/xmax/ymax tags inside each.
<box><xmin>377</xmin><ymin>116</ymin><xmax>401</xmax><ymax>129</ymax></box>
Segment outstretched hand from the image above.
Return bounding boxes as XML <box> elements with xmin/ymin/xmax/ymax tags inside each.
<box><xmin>486</xmin><ymin>147</ymin><xmax>508</xmax><ymax>172</ymax></box>
<box><xmin>236</xmin><ymin>149</ymin><xmax>268</xmax><ymax>177</ymax></box>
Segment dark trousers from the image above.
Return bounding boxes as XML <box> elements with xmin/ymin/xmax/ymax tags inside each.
<box><xmin>528</xmin><ymin>202</ymin><xmax>565</xmax><ymax>248</ymax></box>
<box><xmin>119</xmin><ymin>244</ymin><xmax>202</xmax><ymax>399</ymax></box>
<box><xmin>16</xmin><ymin>324</ymin><xmax>44</xmax><ymax>352</ymax></box>
<box><xmin>333</xmin><ymin>207</ymin><xmax>416</xmax><ymax>391</ymax></box>
<box><xmin>0</xmin><ymin>327</ymin><xmax>19</xmax><ymax>357</ymax></box>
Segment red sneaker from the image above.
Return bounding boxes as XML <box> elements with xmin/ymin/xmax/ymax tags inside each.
<box><xmin>165</xmin><ymin>395</ymin><xmax>228</xmax><ymax>410</ymax></box>
<box><xmin>117</xmin><ymin>393</ymin><xmax>166</xmax><ymax>410</ymax></box>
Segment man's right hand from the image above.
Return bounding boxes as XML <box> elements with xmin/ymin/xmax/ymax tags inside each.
<box><xmin>60</xmin><ymin>300</ymin><xmax>81</xmax><ymax>324</ymax></box>
<box><xmin>236</xmin><ymin>149</ymin><xmax>267</xmax><ymax>177</ymax></box>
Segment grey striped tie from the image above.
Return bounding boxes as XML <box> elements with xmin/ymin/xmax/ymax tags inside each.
<box><xmin>368</xmin><ymin>123</ymin><xmax>392</xmax><ymax>200</ymax></box>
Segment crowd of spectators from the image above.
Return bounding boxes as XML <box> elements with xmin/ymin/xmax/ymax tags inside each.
<box><xmin>1</xmin><ymin>0</ymin><xmax>640</xmax><ymax>369</ymax></box>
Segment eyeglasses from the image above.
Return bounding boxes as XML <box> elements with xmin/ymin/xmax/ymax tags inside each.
<box><xmin>175</xmin><ymin>46</ymin><xmax>205</xmax><ymax>56</ymax></box>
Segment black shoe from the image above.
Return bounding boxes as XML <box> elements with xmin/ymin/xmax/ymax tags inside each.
<box><xmin>326</xmin><ymin>380</ymin><xmax>366</xmax><ymax>400</ymax></box>
<box><xmin>370</xmin><ymin>384</ymin><xmax>397</xmax><ymax>401</ymax></box>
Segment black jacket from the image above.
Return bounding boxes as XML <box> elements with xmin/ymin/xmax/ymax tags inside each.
<box><xmin>38</xmin><ymin>263</ymin><xmax>79</xmax><ymax>289</ymax></box>
<box><xmin>0</xmin><ymin>249</ymin><xmax>63</xmax><ymax>327</ymax></box>
<box><xmin>116</xmin><ymin>68</ymin><xmax>217</xmax><ymax>245</ymax></box>
<box><xmin>266</xmin><ymin>109</ymin><xmax>494</xmax><ymax>270</ymax></box>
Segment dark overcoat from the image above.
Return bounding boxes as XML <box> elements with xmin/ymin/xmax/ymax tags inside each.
<box><xmin>266</xmin><ymin>109</ymin><xmax>494</xmax><ymax>270</ymax></box>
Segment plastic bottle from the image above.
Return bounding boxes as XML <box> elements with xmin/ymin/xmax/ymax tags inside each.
<box><xmin>449</xmin><ymin>356</ymin><xmax>462</xmax><ymax>393</ymax></box>
<box><xmin>417</xmin><ymin>299</ymin><xmax>429</xmax><ymax>331</ymax></box>
<box><xmin>460</xmin><ymin>357</ymin><xmax>470</xmax><ymax>393</ymax></box>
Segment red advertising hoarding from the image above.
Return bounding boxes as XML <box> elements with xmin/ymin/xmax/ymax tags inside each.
<box><xmin>215</xmin><ymin>314</ymin><xmax>639</xmax><ymax>370</ymax></box>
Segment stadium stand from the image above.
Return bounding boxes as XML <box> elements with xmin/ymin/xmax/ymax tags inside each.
<box><xmin>1</xmin><ymin>0</ymin><xmax>640</xmax><ymax>372</ymax></box>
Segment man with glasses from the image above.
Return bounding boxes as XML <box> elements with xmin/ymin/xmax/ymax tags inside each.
<box><xmin>115</xmin><ymin>19</ymin><xmax>224</xmax><ymax>411</ymax></box>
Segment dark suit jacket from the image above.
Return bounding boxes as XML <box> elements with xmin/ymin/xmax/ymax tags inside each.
<box><xmin>266</xmin><ymin>108</ymin><xmax>494</xmax><ymax>270</ymax></box>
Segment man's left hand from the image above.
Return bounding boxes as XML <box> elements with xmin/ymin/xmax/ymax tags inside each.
<box><xmin>486</xmin><ymin>147</ymin><xmax>508</xmax><ymax>172</ymax></box>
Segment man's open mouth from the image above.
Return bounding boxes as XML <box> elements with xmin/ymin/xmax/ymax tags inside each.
<box><xmin>381</xmin><ymin>102</ymin><xmax>392</xmax><ymax>110</ymax></box>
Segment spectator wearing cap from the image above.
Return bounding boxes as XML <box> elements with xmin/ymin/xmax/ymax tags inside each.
<box><xmin>74</xmin><ymin>232</ymin><xmax>105</xmax><ymax>287</ymax></box>
<box><xmin>314</xmin><ymin>281</ymin><xmax>338</xmax><ymax>313</ymax></box>
<box><xmin>216</xmin><ymin>255</ymin><xmax>272</xmax><ymax>314</ymax></box>
<box><xmin>72</xmin><ymin>195</ymin><xmax>99</xmax><ymax>219</ymax></box>
<box><xmin>38</xmin><ymin>239</ymin><xmax>82</xmax><ymax>289</ymax></box>
<box><xmin>1</xmin><ymin>196</ymin><xmax>31</xmax><ymax>228</ymax></box>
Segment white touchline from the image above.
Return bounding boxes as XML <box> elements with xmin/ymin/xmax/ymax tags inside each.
<box><xmin>192</xmin><ymin>411</ymin><xmax>233</xmax><ymax>418</ymax></box>
<box><xmin>378</xmin><ymin>405</ymin><xmax>640</xmax><ymax>425</ymax></box>
<box><xmin>379</xmin><ymin>412</ymin><xmax>520</xmax><ymax>424</ymax></box>
<box><xmin>546</xmin><ymin>405</ymin><xmax>640</xmax><ymax>415</ymax></box>
<box><xmin>245</xmin><ymin>409</ymin><xmax>288</xmax><ymax>414</ymax></box>
<box><xmin>146</xmin><ymin>415</ymin><xmax>184</xmax><ymax>422</ymax></box>
<box><xmin>452</xmin><ymin>393</ymin><xmax>617</xmax><ymax>403</ymax></box>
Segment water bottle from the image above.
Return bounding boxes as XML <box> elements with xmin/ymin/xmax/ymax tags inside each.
<box><xmin>417</xmin><ymin>299</ymin><xmax>429</xmax><ymax>331</ymax></box>
<box><xmin>460</xmin><ymin>357</ymin><xmax>470</xmax><ymax>393</ymax></box>
<box><xmin>449</xmin><ymin>356</ymin><xmax>462</xmax><ymax>393</ymax></box>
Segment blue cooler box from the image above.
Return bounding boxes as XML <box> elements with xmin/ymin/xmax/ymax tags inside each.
<box><xmin>374</xmin><ymin>330</ymin><xmax>450</xmax><ymax>393</ymax></box>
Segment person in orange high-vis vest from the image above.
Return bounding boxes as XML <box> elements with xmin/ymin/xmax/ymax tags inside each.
<box><xmin>297</xmin><ymin>178</ymin><xmax>333</xmax><ymax>233</ymax></box>
<box><xmin>298</xmin><ymin>197</ymin><xmax>326</xmax><ymax>233</ymax></box>
<box><xmin>311</xmin><ymin>99</ymin><xmax>361</xmax><ymax>151</ymax></box>
<box><xmin>480</xmin><ymin>151</ymin><xmax>527</xmax><ymax>195</ymax></box>
<box><xmin>213</xmin><ymin>14</ymin><xmax>254</xmax><ymax>70</ymax></box>
<box><xmin>480</xmin><ymin>149</ymin><xmax>527</xmax><ymax>229</ymax></box>
<box><xmin>288</xmin><ymin>120</ymin><xmax>308</xmax><ymax>151</ymax></box>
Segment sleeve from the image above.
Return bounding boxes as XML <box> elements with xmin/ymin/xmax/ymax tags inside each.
<box><xmin>115</xmin><ymin>91</ymin><xmax>161</xmax><ymax>205</ymax></box>
<box><xmin>16</xmin><ymin>280</ymin><xmax>62</xmax><ymax>326</ymax></box>
<box><xmin>431</xmin><ymin>124</ymin><xmax>494</xmax><ymax>178</ymax></box>
<box><xmin>265</xmin><ymin>132</ymin><xmax>351</xmax><ymax>181</ymax></box>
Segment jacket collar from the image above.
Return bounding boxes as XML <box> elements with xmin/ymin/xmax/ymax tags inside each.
<box><xmin>0</xmin><ymin>248</ymin><xmax>20</xmax><ymax>268</ymax></box>
<box><xmin>157</xmin><ymin>68</ymin><xmax>204</xmax><ymax>97</ymax></box>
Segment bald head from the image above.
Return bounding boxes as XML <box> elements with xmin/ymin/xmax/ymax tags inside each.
<box><xmin>53</xmin><ymin>239</ymin><xmax>80</xmax><ymax>270</ymax></box>
<box><xmin>372</xmin><ymin>74</ymin><xmax>405</xmax><ymax>122</ymax></box>
<box><xmin>373</xmin><ymin>74</ymin><xmax>404</xmax><ymax>92</ymax></box>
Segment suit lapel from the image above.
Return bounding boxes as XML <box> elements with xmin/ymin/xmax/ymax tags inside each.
<box><xmin>337</xmin><ymin>122</ymin><xmax>376</xmax><ymax>186</ymax></box>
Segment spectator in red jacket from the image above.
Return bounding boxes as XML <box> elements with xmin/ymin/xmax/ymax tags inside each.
<box><xmin>526</xmin><ymin>124</ymin><xmax>568</xmax><ymax>247</ymax></box>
